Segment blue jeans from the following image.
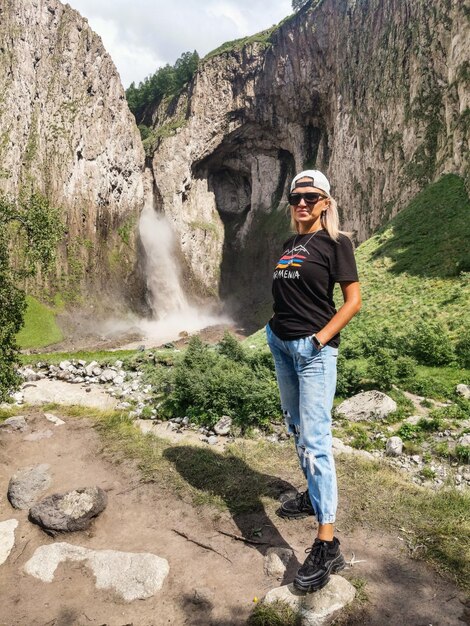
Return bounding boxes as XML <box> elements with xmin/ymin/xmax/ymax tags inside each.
<box><xmin>266</xmin><ymin>323</ymin><xmax>338</xmax><ymax>524</ymax></box>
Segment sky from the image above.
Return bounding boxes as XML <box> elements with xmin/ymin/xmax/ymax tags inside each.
<box><xmin>67</xmin><ymin>0</ymin><xmax>293</xmax><ymax>88</ymax></box>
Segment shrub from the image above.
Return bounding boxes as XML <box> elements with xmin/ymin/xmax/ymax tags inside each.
<box><xmin>166</xmin><ymin>336</ymin><xmax>280</xmax><ymax>430</ymax></box>
<box><xmin>455</xmin><ymin>329</ymin><xmax>470</xmax><ymax>368</ymax></box>
<box><xmin>417</xmin><ymin>417</ymin><xmax>443</xmax><ymax>432</ymax></box>
<box><xmin>455</xmin><ymin>445</ymin><xmax>470</xmax><ymax>463</ymax></box>
<box><xmin>397</xmin><ymin>422</ymin><xmax>420</xmax><ymax>441</ymax></box>
<box><xmin>336</xmin><ymin>354</ymin><xmax>362</xmax><ymax>396</ymax></box>
<box><xmin>218</xmin><ymin>330</ymin><xmax>245</xmax><ymax>362</ymax></box>
<box><xmin>396</xmin><ymin>356</ymin><xmax>417</xmax><ymax>379</ymax></box>
<box><xmin>405</xmin><ymin>376</ymin><xmax>447</xmax><ymax>398</ymax></box>
<box><xmin>410</xmin><ymin>320</ymin><xmax>455</xmax><ymax>366</ymax></box>
<box><xmin>366</xmin><ymin>347</ymin><xmax>398</xmax><ymax>390</ymax></box>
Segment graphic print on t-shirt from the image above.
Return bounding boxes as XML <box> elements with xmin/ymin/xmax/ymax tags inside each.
<box><xmin>273</xmin><ymin>244</ymin><xmax>309</xmax><ymax>280</ymax></box>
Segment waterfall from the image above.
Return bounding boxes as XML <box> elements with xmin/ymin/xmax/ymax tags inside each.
<box><xmin>138</xmin><ymin>198</ymin><xmax>189</xmax><ymax>317</ymax></box>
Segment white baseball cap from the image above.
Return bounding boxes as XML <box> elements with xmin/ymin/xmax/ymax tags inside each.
<box><xmin>290</xmin><ymin>170</ymin><xmax>331</xmax><ymax>196</ymax></box>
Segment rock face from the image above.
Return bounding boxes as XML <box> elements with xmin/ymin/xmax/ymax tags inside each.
<box><xmin>0</xmin><ymin>0</ymin><xmax>145</xmax><ymax>307</ymax></box>
<box><xmin>145</xmin><ymin>0</ymin><xmax>469</xmax><ymax>324</ymax></box>
<box><xmin>29</xmin><ymin>486</ymin><xmax>107</xmax><ymax>535</ymax></box>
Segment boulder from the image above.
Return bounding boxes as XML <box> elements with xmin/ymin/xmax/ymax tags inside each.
<box><xmin>99</xmin><ymin>368</ymin><xmax>117</xmax><ymax>382</ymax></box>
<box><xmin>386</xmin><ymin>436</ymin><xmax>403</xmax><ymax>457</ymax></box>
<box><xmin>214</xmin><ymin>415</ymin><xmax>232</xmax><ymax>436</ymax></box>
<box><xmin>0</xmin><ymin>519</ymin><xmax>18</xmax><ymax>565</ymax></box>
<box><xmin>24</xmin><ymin>542</ymin><xmax>169</xmax><ymax>601</ymax></box>
<box><xmin>264</xmin><ymin>576</ymin><xmax>356</xmax><ymax>626</ymax></box>
<box><xmin>85</xmin><ymin>361</ymin><xmax>99</xmax><ymax>376</ymax></box>
<box><xmin>8</xmin><ymin>464</ymin><xmax>52</xmax><ymax>509</ymax></box>
<box><xmin>335</xmin><ymin>391</ymin><xmax>397</xmax><ymax>422</ymax></box>
<box><xmin>458</xmin><ymin>433</ymin><xmax>470</xmax><ymax>447</ymax></box>
<box><xmin>29</xmin><ymin>486</ymin><xmax>107</xmax><ymax>535</ymax></box>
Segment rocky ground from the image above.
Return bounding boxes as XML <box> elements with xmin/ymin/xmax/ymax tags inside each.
<box><xmin>14</xmin><ymin>358</ymin><xmax>470</xmax><ymax>492</ymax></box>
<box><xmin>1</xmin><ymin>405</ymin><xmax>468</xmax><ymax>626</ymax></box>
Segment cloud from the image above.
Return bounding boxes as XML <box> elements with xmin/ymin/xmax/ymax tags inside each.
<box><xmin>67</xmin><ymin>0</ymin><xmax>292</xmax><ymax>86</ymax></box>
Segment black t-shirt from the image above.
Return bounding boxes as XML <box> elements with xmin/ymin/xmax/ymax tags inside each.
<box><xmin>269</xmin><ymin>230</ymin><xmax>359</xmax><ymax>347</ymax></box>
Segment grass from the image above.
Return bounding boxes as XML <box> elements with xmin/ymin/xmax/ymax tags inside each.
<box><xmin>88</xmin><ymin>409</ymin><xmax>470</xmax><ymax>592</ymax></box>
<box><xmin>342</xmin><ymin>174</ymin><xmax>470</xmax><ymax>346</ymax></box>
<box><xmin>16</xmin><ymin>295</ymin><xmax>63</xmax><ymax>349</ymax></box>
<box><xmin>248</xmin><ymin>600</ymin><xmax>301</xmax><ymax>626</ymax></box>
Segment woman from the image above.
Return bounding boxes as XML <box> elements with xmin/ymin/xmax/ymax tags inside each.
<box><xmin>266</xmin><ymin>169</ymin><xmax>361</xmax><ymax>593</ymax></box>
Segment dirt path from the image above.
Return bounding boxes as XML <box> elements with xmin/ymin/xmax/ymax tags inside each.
<box><xmin>0</xmin><ymin>409</ymin><xmax>467</xmax><ymax>626</ymax></box>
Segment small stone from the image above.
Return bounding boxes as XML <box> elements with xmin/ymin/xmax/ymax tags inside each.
<box><xmin>458</xmin><ymin>433</ymin><xmax>470</xmax><ymax>447</ymax></box>
<box><xmin>411</xmin><ymin>455</ymin><xmax>421</xmax><ymax>464</ymax></box>
<box><xmin>456</xmin><ymin>384</ymin><xmax>470</xmax><ymax>400</ymax></box>
<box><xmin>92</xmin><ymin>366</ymin><xmax>103</xmax><ymax>377</ymax></box>
<box><xmin>8</xmin><ymin>464</ymin><xmax>51</xmax><ymax>509</ymax></box>
<box><xmin>114</xmin><ymin>375</ymin><xmax>125</xmax><ymax>385</ymax></box>
<box><xmin>99</xmin><ymin>368</ymin><xmax>117</xmax><ymax>382</ymax></box>
<box><xmin>77</xmin><ymin>360</ymin><xmax>87</xmax><ymax>367</ymax></box>
<box><xmin>182</xmin><ymin>416</ymin><xmax>190</xmax><ymax>426</ymax></box>
<box><xmin>386</xmin><ymin>436</ymin><xmax>403</xmax><ymax>457</ymax></box>
<box><xmin>264</xmin><ymin>547</ymin><xmax>294</xmax><ymax>578</ymax></box>
<box><xmin>207</xmin><ymin>435</ymin><xmax>218</xmax><ymax>445</ymax></box>
<box><xmin>1</xmin><ymin>416</ymin><xmax>28</xmax><ymax>432</ymax></box>
<box><xmin>114</xmin><ymin>360</ymin><xmax>123</xmax><ymax>368</ymax></box>
<box><xmin>59</xmin><ymin>361</ymin><xmax>71</xmax><ymax>370</ymax></box>
<box><xmin>85</xmin><ymin>361</ymin><xmax>98</xmax><ymax>376</ymax></box>
<box><xmin>21</xmin><ymin>367</ymin><xmax>39</xmax><ymax>382</ymax></box>
<box><xmin>214</xmin><ymin>415</ymin><xmax>232</xmax><ymax>436</ymax></box>
<box><xmin>10</xmin><ymin>392</ymin><xmax>24</xmax><ymax>404</ymax></box>
<box><xmin>44</xmin><ymin>413</ymin><xmax>65</xmax><ymax>426</ymax></box>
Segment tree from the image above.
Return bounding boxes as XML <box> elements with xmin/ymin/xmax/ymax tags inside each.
<box><xmin>0</xmin><ymin>192</ymin><xmax>63</xmax><ymax>401</ymax></box>
<box><xmin>292</xmin><ymin>0</ymin><xmax>310</xmax><ymax>10</ymax></box>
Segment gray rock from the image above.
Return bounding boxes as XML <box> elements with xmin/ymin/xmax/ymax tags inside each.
<box><xmin>0</xmin><ymin>416</ymin><xmax>28</xmax><ymax>432</ymax></box>
<box><xmin>24</xmin><ymin>542</ymin><xmax>169</xmax><ymax>601</ymax></box>
<box><xmin>386</xmin><ymin>436</ymin><xmax>403</xmax><ymax>457</ymax></box>
<box><xmin>332</xmin><ymin>437</ymin><xmax>374</xmax><ymax>460</ymax></box>
<box><xmin>92</xmin><ymin>366</ymin><xmax>103</xmax><ymax>377</ymax></box>
<box><xmin>10</xmin><ymin>391</ymin><xmax>24</xmax><ymax>404</ymax></box>
<box><xmin>456</xmin><ymin>384</ymin><xmax>470</xmax><ymax>400</ymax></box>
<box><xmin>214</xmin><ymin>415</ymin><xmax>232</xmax><ymax>436</ymax></box>
<box><xmin>207</xmin><ymin>435</ymin><xmax>218</xmax><ymax>445</ymax></box>
<box><xmin>23</xmin><ymin>429</ymin><xmax>54</xmax><ymax>442</ymax></box>
<box><xmin>335</xmin><ymin>391</ymin><xmax>397</xmax><ymax>422</ymax></box>
<box><xmin>59</xmin><ymin>360</ymin><xmax>71</xmax><ymax>370</ymax></box>
<box><xmin>21</xmin><ymin>367</ymin><xmax>39</xmax><ymax>382</ymax></box>
<box><xmin>77</xmin><ymin>360</ymin><xmax>87</xmax><ymax>367</ymax></box>
<box><xmin>44</xmin><ymin>413</ymin><xmax>65</xmax><ymax>426</ymax></box>
<box><xmin>135</xmin><ymin>419</ymin><xmax>156</xmax><ymax>435</ymax></box>
<box><xmin>264</xmin><ymin>547</ymin><xmax>294</xmax><ymax>578</ymax></box>
<box><xmin>458</xmin><ymin>433</ymin><xmax>470</xmax><ymax>447</ymax></box>
<box><xmin>0</xmin><ymin>519</ymin><xmax>18</xmax><ymax>565</ymax></box>
<box><xmin>85</xmin><ymin>361</ymin><xmax>99</xmax><ymax>376</ymax></box>
<box><xmin>113</xmin><ymin>375</ymin><xmax>125</xmax><ymax>385</ymax></box>
<box><xmin>114</xmin><ymin>360</ymin><xmax>123</xmax><ymax>368</ymax></box>
<box><xmin>99</xmin><ymin>368</ymin><xmax>117</xmax><ymax>382</ymax></box>
<box><xmin>264</xmin><ymin>576</ymin><xmax>356</xmax><ymax>626</ymax></box>
<box><xmin>404</xmin><ymin>415</ymin><xmax>421</xmax><ymax>425</ymax></box>
<box><xmin>29</xmin><ymin>487</ymin><xmax>107</xmax><ymax>535</ymax></box>
<box><xmin>8</xmin><ymin>464</ymin><xmax>52</xmax><ymax>509</ymax></box>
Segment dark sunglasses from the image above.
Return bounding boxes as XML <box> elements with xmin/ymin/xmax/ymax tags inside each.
<box><xmin>288</xmin><ymin>192</ymin><xmax>327</xmax><ymax>206</ymax></box>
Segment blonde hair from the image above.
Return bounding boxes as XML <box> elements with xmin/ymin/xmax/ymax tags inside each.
<box><xmin>289</xmin><ymin>196</ymin><xmax>344</xmax><ymax>241</ymax></box>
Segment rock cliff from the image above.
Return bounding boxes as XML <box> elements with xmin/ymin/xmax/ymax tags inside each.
<box><xmin>0</xmin><ymin>0</ymin><xmax>145</xmax><ymax>308</ymax></box>
<box><xmin>147</xmin><ymin>0</ymin><xmax>469</xmax><ymax>326</ymax></box>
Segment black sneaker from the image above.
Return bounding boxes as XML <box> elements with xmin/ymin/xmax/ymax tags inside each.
<box><xmin>293</xmin><ymin>537</ymin><xmax>346</xmax><ymax>593</ymax></box>
<box><xmin>278</xmin><ymin>490</ymin><xmax>315</xmax><ymax>519</ymax></box>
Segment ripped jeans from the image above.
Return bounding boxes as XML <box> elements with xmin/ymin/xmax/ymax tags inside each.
<box><xmin>266</xmin><ymin>323</ymin><xmax>338</xmax><ymax>524</ymax></box>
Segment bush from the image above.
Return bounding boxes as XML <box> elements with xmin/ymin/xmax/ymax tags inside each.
<box><xmin>396</xmin><ymin>356</ymin><xmax>417</xmax><ymax>379</ymax></box>
<box><xmin>410</xmin><ymin>320</ymin><xmax>455</xmax><ymax>366</ymax></box>
<box><xmin>404</xmin><ymin>376</ymin><xmax>447</xmax><ymax>398</ymax></box>
<box><xmin>455</xmin><ymin>445</ymin><xmax>470</xmax><ymax>463</ymax></box>
<box><xmin>397</xmin><ymin>422</ymin><xmax>420</xmax><ymax>441</ymax></box>
<box><xmin>366</xmin><ymin>347</ymin><xmax>398</xmax><ymax>390</ymax></box>
<box><xmin>417</xmin><ymin>417</ymin><xmax>443</xmax><ymax>432</ymax></box>
<box><xmin>166</xmin><ymin>336</ymin><xmax>280</xmax><ymax>430</ymax></box>
<box><xmin>455</xmin><ymin>329</ymin><xmax>470</xmax><ymax>368</ymax></box>
<box><xmin>336</xmin><ymin>354</ymin><xmax>362</xmax><ymax>396</ymax></box>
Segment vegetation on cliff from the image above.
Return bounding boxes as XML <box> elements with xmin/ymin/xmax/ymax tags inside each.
<box><xmin>0</xmin><ymin>193</ymin><xmax>62</xmax><ymax>401</ymax></box>
<box><xmin>126</xmin><ymin>50</ymin><xmax>199</xmax><ymax>124</ymax></box>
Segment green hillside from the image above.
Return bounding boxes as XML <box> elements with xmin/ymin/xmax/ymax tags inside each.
<box><xmin>246</xmin><ymin>174</ymin><xmax>470</xmax><ymax>349</ymax></box>
<box><xmin>344</xmin><ymin>174</ymin><xmax>469</xmax><ymax>345</ymax></box>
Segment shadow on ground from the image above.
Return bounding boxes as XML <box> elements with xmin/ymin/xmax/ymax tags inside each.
<box><xmin>164</xmin><ymin>445</ymin><xmax>301</xmax><ymax>586</ymax></box>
